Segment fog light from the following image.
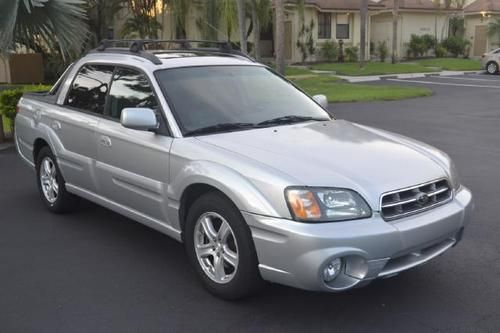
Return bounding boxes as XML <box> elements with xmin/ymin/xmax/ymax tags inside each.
<box><xmin>323</xmin><ymin>258</ymin><xmax>343</xmax><ymax>282</ymax></box>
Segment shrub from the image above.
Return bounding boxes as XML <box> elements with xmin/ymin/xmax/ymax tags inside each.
<box><xmin>407</xmin><ymin>34</ymin><xmax>436</xmax><ymax>58</ymax></box>
<box><xmin>344</xmin><ymin>45</ymin><xmax>359</xmax><ymax>63</ymax></box>
<box><xmin>442</xmin><ymin>36</ymin><xmax>471</xmax><ymax>57</ymax></box>
<box><xmin>435</xmin><ymin>44</ymin><xmax>447</xmax><ymax>58</ymax></box>
<box><xmin>319</xmin><ymin>40</ymin><xmax>339</xmax><ymax>62</ymax></box>
<box><xmin>377</xmin><ymin>41</ymin><xmax>388</xmax><ymax>62</ymax></box>
<box><xmin>422</xmin><ymin>34</ymin><xmax>437</xmax><ymax>52</ymax></box>
<box><xmin>0</xmin><ymin>85</ymin><xmax>51</xmax><ymax>133</ymax></box>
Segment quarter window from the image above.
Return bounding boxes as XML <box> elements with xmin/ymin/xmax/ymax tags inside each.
<box><xmin>318</xmin><ymin>13</ymin><xmax>331</xmax><ymax>39</ymax></box>
<box><xmin>65</xmin><ymin>64</ymin><xmax>114</xmax><ymax>114</ymax></box>
<box><xmin>107</xmin><ymin>67</ymin><xmax>158</xmax><ymax>119</ymax></box>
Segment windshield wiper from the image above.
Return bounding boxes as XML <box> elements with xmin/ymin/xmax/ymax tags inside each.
<box><xmin>257</xmin><ymin>115</ymin><xmax>329</xmax><ymax>127</ymax></box>
<box><xmin>184</xmin><ymin>122</ymin><xmax>257</xmax><ymax>136</ymax></box>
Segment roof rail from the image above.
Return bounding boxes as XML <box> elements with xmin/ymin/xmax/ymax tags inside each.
<box><xmin>89</xmin><ymin>39</ymin><xmax>255</xmax><ymax>64</ymax></box>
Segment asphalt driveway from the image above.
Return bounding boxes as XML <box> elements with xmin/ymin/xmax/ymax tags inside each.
<box><xmin>1</xmin><ymin>75</ymin><xmax>499</xmax><ymax>332</ymax></box>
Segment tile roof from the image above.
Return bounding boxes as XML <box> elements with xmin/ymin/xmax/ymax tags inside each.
<box><xmin>464</xmin><ymin>0</ymin><xmax>500</xmax><ymax>13</ymax></box>
<box><xmin>280</xmin><ymin>0</ymin><xmax>384</xmax><ymax>10</ymax></box>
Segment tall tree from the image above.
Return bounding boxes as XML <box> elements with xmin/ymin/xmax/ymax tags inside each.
<box><xmin>122</xmin><ymin>0</ymin><xmax>162</xmax><ymax>38</ymax></box>
<box><xmin>236</xmin><ymin>0</ymin><xmax>247</xmax><ymax>53</ymax></box>
<box><xmin>250</xmin><ymin>0</ymin><xmax>261</xmax><ymax>59</ymax></box>
<box><xmin>392</xmin><ymin>0</ymin><xmax>400</xmax><ymax>64</ymax></box>
<box><xmin>0</xmin><ymin>0</ymin><xmax>89</xmax><ymax>57</ymax></box>
<box><xmin>87</xmin><ymin>0</ymin><xmax>127</xmax><ymax>45</ymax></box>
<box><xmin>275</xmin><ymin>0</ymin><xmax>285</xmax><ymax>74</ymax></box>
<box><xmin>218</xmin><ymin>0</ymin><xmax>238</xmax><ymax>41</ymax></box>
<box><xmin>165</xmin><ymin>0</ymin><xmax>191</xmax><ymax>39</ymax></box>
<box><xmin>359</xmin><ymin>0</ymin><xmax>369</xmax><ymax>67</ymax></box>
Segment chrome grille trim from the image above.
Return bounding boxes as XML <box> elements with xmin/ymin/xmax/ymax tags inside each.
<box><xmin>380</xmin><ymin>178</ymin><xmax>453</xmax><ymax>221</ymax></box>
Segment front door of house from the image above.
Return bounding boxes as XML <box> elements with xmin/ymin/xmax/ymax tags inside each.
<box><xmin>474</xmin><ymin>25</ymin><xmax>487</xmax><ymax>56</ymax></box>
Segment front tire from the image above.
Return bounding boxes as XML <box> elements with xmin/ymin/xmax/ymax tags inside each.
<box><xmin>486</xmin><ymin>61</ymin><xmax>498</xmax><ymax>75</ymax></box>
<box><xmin>184</xmin><ymin>192</ymin><xmax>264</xmax><ymax>300</ymax></box>
<box><xmin>35</xmin><ymin>146</ymin><xmax>78</xmax><ymax>213</ymax></box>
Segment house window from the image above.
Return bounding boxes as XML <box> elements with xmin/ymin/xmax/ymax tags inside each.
<box><xmin>318</xmin><ymin>13</ymin><xmax>331</xmax><ymax>39</ymax></box>
<box><xmin>336</xmin><ymin>24</ymin><xmax>349</xmax><ymax>39</ymax></box>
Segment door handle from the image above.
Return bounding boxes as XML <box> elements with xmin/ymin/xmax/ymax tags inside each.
<box><xmin>99</xmin><ymin>135</ymin><xmax>112</xmax><ymax>147</ymax></box>
<box><xmin>51</xmin><ymin>120</ymin><xmax>62</xmax><ymax>130</ymax></box>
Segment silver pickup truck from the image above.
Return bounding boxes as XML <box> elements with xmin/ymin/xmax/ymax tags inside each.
<box><xmin>15</xmin><ymin>40</ymin><xmax>473</xmax><ymax>300</ymax></box>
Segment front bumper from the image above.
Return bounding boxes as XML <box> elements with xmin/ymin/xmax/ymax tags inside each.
<box><xmin>244</xmin><ymin>187</ymin><xmax>473</xmax><ymax>292</ymax></box>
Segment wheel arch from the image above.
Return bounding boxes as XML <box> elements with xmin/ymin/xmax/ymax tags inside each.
<box><xmin>33</xmin><ymin>137</ymin><xmax>50</xmax><ymax>162</ymax></box>
<box><xmin>170</xmin><ymin>161</ymin><xmax>282</xmax><ymax>239</ymax></box>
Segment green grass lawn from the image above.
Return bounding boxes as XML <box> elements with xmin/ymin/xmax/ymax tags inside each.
<box><xmin>291</xmin><ymin>75</ymin><xmax>432</xmax><ymax>103</ymax></box>
<box><xmin>413</xmin><ymin>58</ymin><xmax>481</xmax><ymax>71</ymax></box>
<box><xmin>310</xmin><ymin>62</ymin><xmax>437</xmax><ymax>76</ymax></box>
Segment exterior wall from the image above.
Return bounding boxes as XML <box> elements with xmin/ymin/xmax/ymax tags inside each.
<box><xmin>0</xmin><ymin>54</ymin><xmax>43</xmax><ymax>84</ymax></box>
<box><xmin>372</xmin><ymin>11</ymin><xmax>449</xmax><ymax>59</ymax></box>
<box><xmin>465</xmin><ymin>14</ymin><xmax>500</xmax><ymax>56</ymax></box>
<box><xmin>285</xmin><ymin>7</ymin><xmax>369</xmax><ymax>63</ymax></box>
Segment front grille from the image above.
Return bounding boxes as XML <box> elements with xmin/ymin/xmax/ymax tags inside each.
<box><xmin>380</xmin><ymin>179</ymin><xmax>452</xmax><ymax>221</ymax></box>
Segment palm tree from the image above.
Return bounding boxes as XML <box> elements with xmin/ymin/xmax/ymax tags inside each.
<box><xmin>275</xmin><ymin>0</ymin><xmax>285</xmax><ymax>74</ymax></box>
<box><xmin>164</xmin><ymin>0</ymin><xmax>191</xmax><ymax>39</ymax></box>
<box><xmin>359</xmin><ymin>0</ymin><xmax>369</xmax><ymax>68</ymax></box>
<box><xmin>218</xmin><ymin>0</ymin><xmax>238</xmax><ymax>42</ymax></box>
<box><xmin>250</xmin><ymin>0</ymin><xmax>271</xmax><ymax>60</ymax></box>
<box><xmin>392</xmin><ymin>0</ymin><xmax>400</xmax><ymax>64</ymax></box>
<box><xmin>0</xmin><ymin>0</ymin><xmax>89</xmax><ymax>57</ymax></box>
<box><xmin>236</xmin><ymin>0</ymin><xmax>247</xmax><ymax>53</ymax></box>
<box><xmin>122</xmin><ymin>0</ymin><xmax>162</xmax><ymax>39</ymax></box>
<box><xmin>87</xmin><ymin>0</ymin><xmax>127</xmax><ymax>45</ymax></box>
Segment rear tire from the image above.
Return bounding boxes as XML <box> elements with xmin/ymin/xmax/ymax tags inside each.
<box><xmin>184</xmin><ymin>191</ymin><xmax>264</xmax><ymax>300</ymax></box>
<box><xmin>486</xmin><ymin>61</ymin><xmax>498</xmax><ymax>75</ymax></box>
<box><xmin>35</xmin><ymin>146</ymin><xmax>78</xmax><ymax>213</ymax></box>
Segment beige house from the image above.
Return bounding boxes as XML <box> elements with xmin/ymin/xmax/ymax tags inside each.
<box><xmin>371</xmin><ymin>0</ymin><xmax>453</xmax><ymax>59</ymax></box>
<box><xmin>464</xmin><ymin>0</ymin><xmax>500</xmax><ymax>56</ymax></box>
<box><xmin>111</xmin><ymin>0</ymin><xmax>465</xmax><ymax>64</ymax></box>
<box><xmin>278</xmin><ymin>0</ymin><xmax>384</xmax><ymax>62</ymax></box>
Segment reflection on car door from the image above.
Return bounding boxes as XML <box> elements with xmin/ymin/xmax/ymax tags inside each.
<box><xmin>95</xmin><ymin>67</ymin><xmax>173</xmax><ymax>223</ymax></box>
<box><xmin>56</xmin><ymin>64</ymin><xmax>114</xmax><ymax>193</ymax></box>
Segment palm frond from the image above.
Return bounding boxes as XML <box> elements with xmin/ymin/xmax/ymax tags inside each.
<box><xmin>0</xmin><ymin>0</ymin><xmax>89</xmax><ymax>57</ymax></box>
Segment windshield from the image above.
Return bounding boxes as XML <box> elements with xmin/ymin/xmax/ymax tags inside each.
<box><xmin>155</xmin><ymin>66</ymin><xmax>331</xmax><ymax>135</ymax></box>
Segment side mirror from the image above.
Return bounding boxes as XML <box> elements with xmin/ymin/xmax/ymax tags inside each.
<box><xmin>312</xmin><ymin>94</ymin><xmax>328</xmax><ymax>109</ymax></box>
<box><xmin>120</xmin><ymin>108</ymin><xmax>159</xmax><ymax>131</ymax></box>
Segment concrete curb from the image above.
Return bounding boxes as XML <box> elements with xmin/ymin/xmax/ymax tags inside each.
<box><xmin>336</xmin><ymin>70</ymin><xmax>484</xmax><ymax>83</ymax></box>
<box><xmin>0</xmin><ymin>142</ymin><xmax>14</xmax><ymax>151</ymax></box>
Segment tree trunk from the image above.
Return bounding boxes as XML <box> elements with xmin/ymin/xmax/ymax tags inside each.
<box><xmin>275</xmin><ymin>0</ymin><xmax>285</xmax><ymax>75</ymax></box>
<box><xmin>251</xmin><ymin>0</ymin><xmax>261</xmax><ymax>61</ymax></box>
<box><xmin>359</xmin><ymin>0</ymin><xmax>368</xmax><ymax>68</ymax></box>
<box><xmin>236</xmin><ymin>0</ymin><xmax>247</xmax><ymax>53</ymax></box>
<box><xmin>392</xmin><ymin>0</ymin><xmax>399</xmax><ymax>64</ymax></box>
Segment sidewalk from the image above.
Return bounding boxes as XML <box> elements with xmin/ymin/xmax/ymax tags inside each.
<box><xmin>326</xmin><ymin>70</ymin><xmax>483</xmax><ymax>83</ymax></box>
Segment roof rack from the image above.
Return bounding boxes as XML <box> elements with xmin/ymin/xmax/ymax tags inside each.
<box><xmin>88</xmin><ymin>39</ymin><xmax>255</xmax><ymax>64</ymax></box>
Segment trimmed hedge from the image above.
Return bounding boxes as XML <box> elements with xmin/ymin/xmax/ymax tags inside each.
<box><xmin>0</xmin><ymin>85</ymin><xmax>52</xmax><ymax>133</ymax></box>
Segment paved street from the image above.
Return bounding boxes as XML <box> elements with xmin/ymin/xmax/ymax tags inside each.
<box><xmin>1</xmin><ymin>74</ymin><xmax>500</xmax><ymax>332</ymax></box>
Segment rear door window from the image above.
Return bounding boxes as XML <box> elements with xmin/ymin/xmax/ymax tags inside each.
<box><xmin>107</xmin><ymin>67</ymin><xmax>158</xmax><ymax>120</ymax></box>
<box><xmin>65</xmin><ymin>64</ymin><xmax>114</xmax><ymax>114</ymax></box>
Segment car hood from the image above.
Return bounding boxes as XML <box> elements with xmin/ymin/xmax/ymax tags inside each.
<box><xmin>196</xmin><ymin>120</ymin><xmax>450</xmax><ymax>209</ymax></box>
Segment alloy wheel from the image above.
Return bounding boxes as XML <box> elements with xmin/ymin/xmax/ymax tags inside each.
<box><xmin>39</xmin><ymin>157</ymin><xmax>59</xmax><ymax>204</ymax></box>
<box><xmin>194</xmin><ymin>212</ymin><xmax>239</xmax><ymax>284</ymax></box>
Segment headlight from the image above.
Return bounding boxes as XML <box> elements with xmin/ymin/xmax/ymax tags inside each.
<box><xmin>449</xmin><ymin>161</ymin><xmax>461</xmax><ymax>192</ymax></box>
<box><xmin>285</xmin><ymin>187</ymin><xmax>372</xmax><ymax>222</ymax></box>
